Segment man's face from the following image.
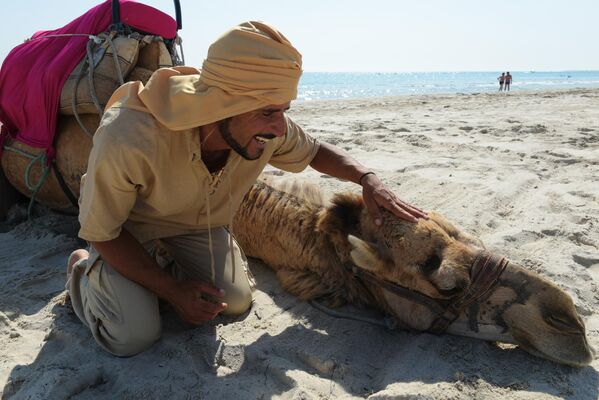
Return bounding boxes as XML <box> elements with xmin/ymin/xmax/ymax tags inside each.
<box><xmin>219</xmin><ymin>103</ymin><xmax>290</xmax><ymax>160</ymax></box>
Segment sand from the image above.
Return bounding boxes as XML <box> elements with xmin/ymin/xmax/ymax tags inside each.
<box><xmin>1</xmin><ymin>88</ymin><xmax>598</xmax><ymax>399</ymax></box>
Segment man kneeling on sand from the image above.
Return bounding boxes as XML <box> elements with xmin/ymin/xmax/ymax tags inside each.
<box><xmin>66</xmin><ymin>21</ymin><xmax>428</xmax><ymax>356</ymax></box>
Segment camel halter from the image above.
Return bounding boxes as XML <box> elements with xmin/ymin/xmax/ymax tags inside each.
<box><xmin>344</xmin><ymin>250</ymin><xmax>509</xmax><ymax>334</ymax></box>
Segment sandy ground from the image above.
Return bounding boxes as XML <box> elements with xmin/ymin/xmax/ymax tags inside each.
<box><xmin>1</xmin><ymin>88</ymin><xmax>598</xmax><ymax>399</ymax></box>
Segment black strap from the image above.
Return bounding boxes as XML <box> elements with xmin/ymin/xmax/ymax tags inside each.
<box><xmin>343</xmin><ymin>262</ymin><xmax>448</xmax><ymax>315</ymax></box>
<box><xmin>112</xmin><ymin>0</ymin><xmax>182</xmax><ymax>31</ymax></box>
<box><xmin>111</xmin><ymin>0</ymin><xmax>120</xmax><ymax>25</ymax></box>
<box><xmin>174</xmin><ymin>0</ymin><xmax>182</xmax><ymax>30</ymax></box>
<box><xmin>52</xmin><ymin>162</ymin><xmax>79</xmax><ymax>210</ymax></box>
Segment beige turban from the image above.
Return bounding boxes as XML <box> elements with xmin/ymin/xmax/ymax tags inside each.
<box><xmin>106</xmin><ymin>21</ymin><xmax>303</xmax><ymax>131</ymax></box>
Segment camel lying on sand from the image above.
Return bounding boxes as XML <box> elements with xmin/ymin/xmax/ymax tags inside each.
<box><xmin>233</xmin><ymin>177</ymin><xmax>595</xmax><ymax>367</ymax></box>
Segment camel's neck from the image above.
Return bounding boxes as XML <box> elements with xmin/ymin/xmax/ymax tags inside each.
<box><xmin>234</xmin><ymin>181</ymin><xmax>334</xmax><ymax>271</ymax></box>
<box><xmin>234</xmin><ymin>181</ymin><xmax>377</xmax><ymax>307</ymax></box>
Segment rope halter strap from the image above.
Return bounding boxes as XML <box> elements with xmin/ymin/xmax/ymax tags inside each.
<box><xmin>345</xmin><ymin>250</ymin><xmax>508</xmax><ymax>335</ymax></box>
<box><xmin>427</xmin><ymin>251</ymin><xmax>509</xmax><ymax>334</ymax></box>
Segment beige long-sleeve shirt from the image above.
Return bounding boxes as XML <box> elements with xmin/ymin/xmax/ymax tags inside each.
<box><xmin>78</xmin><ymin>106</ymin><xmax>319</xmax><ymax>243</ymax></box>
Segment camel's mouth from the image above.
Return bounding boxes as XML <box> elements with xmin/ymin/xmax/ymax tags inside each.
<box><xmin>451</xmin><ymin>320</ymin><xmax>595</xmax><ymax>366</ymax></box>
<box><xmin>446</xmin><ymin>320</ymin><xmax>515</xmax><ymax>344</ymax></box>
<box><xmin>508</xmin><ymin>326</ymin><xmax>595</xmax><ymax>367</ymax></box>
<box><xmin>518</xmin><ymin>341</ymin><xmax>594</xmax><ymax>367</ymax></box>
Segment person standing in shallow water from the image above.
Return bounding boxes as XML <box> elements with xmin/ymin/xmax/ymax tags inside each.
<box><xmin>504</xmin><ymin>72</ymin><xmax>513</xmax><ymax>91</ymax></box>
<box><xmin>497</xmin><ymin>72</ymin><xmax>505</xmax><ymax>91</ymax></box>
<box><xmin>64</xmin><ymin>21</ymin><xmax>428</xmax><ymax>357</ymax></box>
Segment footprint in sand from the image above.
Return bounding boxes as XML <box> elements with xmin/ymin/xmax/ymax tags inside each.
<box><xmin>486</xmin><ymin>219</ymin><xmax>499</xmax><ymax>229</ymax></box>
<box><xmin>588</xmin><ymin>264</ymin><xmax>599</xmax><ymax>281</ymax></box>
<box><xmin>404</xmin><ymin>135</ymin><xmax>432</xmax><ymax>148</ymax></box>
<box><xmin>540</xmin><ymin>151</ymin><xmax>581</xmax><ymax>165</ymax></box>
<box><xmin>541</xmin><ymin>228</ymin><xmax>562</xmax><ymax>237</ymax></box>
<box><xmin>350</xmin><ymin>122</ymin><xmax>367</xmax><ymax>132</ymax></box>
<box><xmin>572</xmin><ymin>251</ymin><xmax>599</xmax><ymax>268</ymax></box>
<box><xmin>323</xmin><ymin>137</ymin><xmax>341</xmax><ymax>145</ymax></box>
<box><xmin>523</xmin><ymin>124</ymin><xmax>548</xmax><ymax>134</ymax></box>
<box><xmin>568</xmin><ymin>231</ymin><xmax>598</xmax><ymax>247</ymax></box>
<box><xmin>567</xmin><ymin>190</ymin><xmax>596</xmax><ymax>200</ymax></box>
<box><xmin>503</xmin><ymin>230</ymin><xmax>543</xmax><ymax>244</ymax></box>
<box><xmin>459</xmin><ymin>126</ymin><xmax>473</xmax><ymax>131</ymax></box>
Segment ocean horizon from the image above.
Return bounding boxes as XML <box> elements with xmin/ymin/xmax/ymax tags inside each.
<box><xmin>296</xmin><ymin>70</ymin><xmax>599</xmax><ymax>101</ymax></box>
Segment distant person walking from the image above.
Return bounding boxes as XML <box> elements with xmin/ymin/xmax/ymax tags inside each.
<box><xmin>497</xmin><ymin>72</ymin><xmax>505</xmax><ymax>91</ymax></box>
<box><xmin>504</xmin><ymin>72</ymin><xmax>512</xmax><ymax>91</ymax></box>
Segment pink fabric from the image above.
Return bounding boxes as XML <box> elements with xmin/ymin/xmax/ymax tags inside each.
<box><xmin>119</xmin><ymin>1</ymin><xmax>178</xmax><ymax>39</ymax></box>
<box><xmin>0</xmin><ymin>0</ymin><xmax>177</xmax><ymax>156</ymax></box>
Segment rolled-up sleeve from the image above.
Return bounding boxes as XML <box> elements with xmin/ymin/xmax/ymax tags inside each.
<box><xmin>78</xmin><ymin>130</ymin><xmax>146</xmax><ymax>242</ymax></box>
<box><xmin>269</xmin><ymin>117</ymin><xmax>319</xmax><ymax>173</ymax></box>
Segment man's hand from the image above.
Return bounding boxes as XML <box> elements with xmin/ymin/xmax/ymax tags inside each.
<box><xmin>91</xmin><ymin>230</ymin><xmax>228</xmax><ymax>326</ymax></box>
<box><xmin>308</xmin><ymin>142</ymin><xmax>428</xmax><ymax>225</ymax></box>
<box><xmin>167</xmin><ymin>281</ymin><xmax>228</xmax><ymax>325</ymax></box>
<box><xmin>360</xmin><ymin>173</ymin><xmax>428</xmax><ymax>225</ymax></box>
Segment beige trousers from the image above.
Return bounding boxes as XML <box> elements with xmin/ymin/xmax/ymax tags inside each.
<box><xmin>66</xmin><ymin>228</ymin><xmax>254</xmax><ymax>356</ymax></box>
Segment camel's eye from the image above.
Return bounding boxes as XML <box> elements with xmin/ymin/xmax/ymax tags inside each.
<box><xmin>421</xmin><ymin>254</ymin><xmax>442</xmax><ymax>274</ymax></box>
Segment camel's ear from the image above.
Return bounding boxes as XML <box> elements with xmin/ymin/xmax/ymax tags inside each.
<box><xmin>347</xmin><ymin>235</ymin><xmax>386</xmax><ymax>272</ymax></box>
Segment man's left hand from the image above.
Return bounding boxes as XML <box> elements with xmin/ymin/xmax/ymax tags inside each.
<box><xmin>360</xmin><ymin>173</ymin><xmax>428</xmax><ymax>225</ymax></box>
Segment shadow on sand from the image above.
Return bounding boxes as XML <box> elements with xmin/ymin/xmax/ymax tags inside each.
<box><xmin>2</xmin><ymin>258</ymin><xmax>598</xmax><ymax>399</ymax></box>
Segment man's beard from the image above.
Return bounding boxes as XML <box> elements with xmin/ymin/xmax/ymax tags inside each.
<box><xmin>218</xmin><ymin>118</ymin><xmax>260</xmax><ymax>161</ymax></box>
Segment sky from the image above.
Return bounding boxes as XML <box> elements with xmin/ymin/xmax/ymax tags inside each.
<box><xmin>1</xmin><ymin>0</ymin><xmax>598</xmax><ymax>72</ymax></box>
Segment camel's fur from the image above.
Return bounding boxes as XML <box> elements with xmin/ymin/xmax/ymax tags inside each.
<box><xmin>233</xmin><ymin>177</ymin><xmax>595</xmax><ymax>366</ymax></box>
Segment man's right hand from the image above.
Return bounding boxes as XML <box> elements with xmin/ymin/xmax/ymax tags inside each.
<box><xmin>91</xmin><ymin>230</ymin><xmax>228</xmax><ymax>326</ymax></box>
<box><xmin>167</xmin><ymin>281</ymin><xmax>228</xmax><ymax>325</ymax></box>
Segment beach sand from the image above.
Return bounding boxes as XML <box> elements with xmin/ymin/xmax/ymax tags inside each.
<box><xmin>1</xmin><ymin>88</ymin><xmax>598</xmax><ymax>399</ymax></box>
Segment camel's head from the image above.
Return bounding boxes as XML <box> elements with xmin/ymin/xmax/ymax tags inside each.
<box><xmin>319</xmin><ymin>193</ymin><xmax>594</xmax><ymax>366</ymax></box>
<box><xmin>493</xmin><ymin>267</ymin><xmax>595</xmax><ymax>367</ymax></box>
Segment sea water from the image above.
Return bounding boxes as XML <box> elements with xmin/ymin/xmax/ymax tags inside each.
<box><xmin>297</xmin><ymin>71</ymin><xmax>599</xmax><ymax>101</ymax></box>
